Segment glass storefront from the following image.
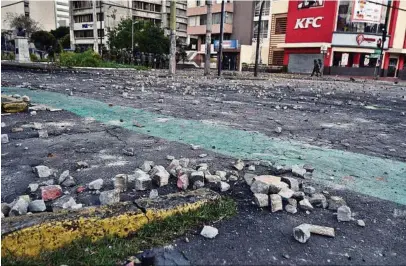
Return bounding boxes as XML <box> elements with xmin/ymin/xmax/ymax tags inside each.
<box><xmin>332</xmin><ymin>52</ymin><xmax>378</xmax><ymax>68</ymax></box>
<box><xmin>336</xmin><ymin>0</ymin><xmax>387</xmax><ymax>34</ymax></box>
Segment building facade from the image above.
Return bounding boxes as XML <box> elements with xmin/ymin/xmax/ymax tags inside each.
<box><xmin>1</xmin><ymin>0</ymin><xmax>70</xmax><ymax>31</ymax></box>
<box><xmin>69</xmin><ymin>0</ymin><xmax>187</xmax><ymax>52</ymax></box>
<box><xmin>273</xmin><ymin>0</ymin><xmax>406</xmax><ymax>77</ymax></box>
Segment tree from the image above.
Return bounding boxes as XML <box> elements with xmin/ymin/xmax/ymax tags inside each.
<box><xmin>60</xmin><ymin>34</ymin><xmax>70</xmax><ymax>49</ymax></box>
<box><xmin>137</xmin><ymin>23</ymin><xmax>169</xmax><ymax>55</ymax></box>
<box><xmin>30</xmin><ymin>31</ymin><xmax>56</xmax><ymax>51</ymax></box>
<box><xmin>50</xmin><ymin>26</ymin><xmax>69</xmax><ymax>40</ymax></box>
<box><xmin>7</xmin><ymin>13</ymin><xmax>39</xmax><ymax>36</ymax></box>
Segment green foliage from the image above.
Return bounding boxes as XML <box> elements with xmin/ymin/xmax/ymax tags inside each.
<box><xmin>108</xmin><ymin>19</ymin><xmax>169</xmax><ymax>55</ymax></box>
<box><xmin>1</xmin><ymin>52</ymin><xmax>15</xmax><ymax>60</ymax></box>
<box><xmin>29</xmin><ymin>53</ymin><xmax>39</xmax><ymax>62</ymax></box>
<box><xmin>50</xmin><ymin>26</ymin><xmax>69</xmax><ymax>40</ymax></box>
<box><xmin>7</xmin><ymin>13</ymin><xmax>39</xmax><ymax>36</ymax></box>
<box><xmin>30</xmin><ymin>31</ymin><xmax>56</xmax><ymax>51</ymax></box>
<box><xmin>59</xmin><ymin>49</ymin><xmax>101</xmax><ymax>67</ymax></box>
<box><xmin>59</xmin><ymin>34</ymin><xmax>70</xmax><ymax>49</ymax></box>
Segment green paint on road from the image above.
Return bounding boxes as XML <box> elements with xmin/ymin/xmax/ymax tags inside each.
<box><xmin>2</xmin><ymin>87</ymin><xmax>406</xmax><ymax>205</ymax></box>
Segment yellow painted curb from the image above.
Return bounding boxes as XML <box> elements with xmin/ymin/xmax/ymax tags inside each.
<box><xmin>1</xmin><ymin>188</ymin><xmax>219</xmax><ymax>258</ymax></box>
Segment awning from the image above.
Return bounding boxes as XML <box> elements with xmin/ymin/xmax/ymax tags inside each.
<box><xmin>277</xmin><ymin>42</ymin><xmax>331</xmax><ymax>49</ymax></box>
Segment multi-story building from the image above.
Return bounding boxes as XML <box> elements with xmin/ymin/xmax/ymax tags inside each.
<box><xmin>1</xmin><ymin>0</ymin><xmax>70</xmax><ymax>31</ymax></box>
<box><xmin>69</xmin><ymin>0</ymin><xmax>187</xmax><ymax>52</ymax></box>
<box><xmin>274</xmin><ymin>0</ymin><xmax>406</xmax><ymax>78</ymax></box>
<box><xmin>187</xmin><ymin>0</ymin><xmax>271</xmax><ymax>71</ymax></box>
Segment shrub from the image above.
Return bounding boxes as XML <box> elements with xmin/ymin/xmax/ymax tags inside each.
<box><xmin>1</xmin><ymin>52</ymin><xmax>15</xmax><ymax>60</ymax></box>
<box><xmin>59</xmin><ymin>49</ymin><xmax>101</xmax><ymax>67</ymax></box>
<box><xmin>30</xmin><ymin>53</ymin><xmax>39</xmax><ymax>62</ymax></box>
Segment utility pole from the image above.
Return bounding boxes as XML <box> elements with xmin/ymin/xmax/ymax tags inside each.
<box><xmin>100</xmin><ymin>1</ymin><xmax>103</xmax><ymax>56</ymax></box>
<box><xmin>254</xmin><ymin>0</ymin><xmax>265</xmax><ymax>77</ymax></box>
<box><xmin>169</xmin><ymin>0</ymin><xmax>177</xmax><ymax>75</ymax></box>
<box><xmin>217</xmin><ymin>0</ymin><xmax>225</xmax><ymax>76</ymax></box>
<box><xmin>92</xmin><ymin>0</ymin><xmax>98</xmax><ymax>53</ymax></box>
<box><xmin>379</xmin><ymin>0</ymin><xmax>392</xmax><ymax>77</ymax></box>
<box><xmin>204</xmin><ymin>0</ymin><xmax>212</xmax><ymax>76</ymax></box>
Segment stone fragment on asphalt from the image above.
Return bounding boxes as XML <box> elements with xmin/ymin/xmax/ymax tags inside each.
<box><xmin>357</xmin><ymin>219</ymin><xmax>365</xmax><ymax>227</ymax></box>
<box><xmin>167</xmin><ymin>159</ymin><xmax>180</xmax><ymax>176</ymax></box>
<box><xmin>205</xmin><ymin>175</ymin><xmax>221</xmax><ymax>183</ymax></box>
<box><xmin>292</xmin><ymin>165</ymin><xmax>306</xmax><ymax>178</ymax></box>
<box><xmin>149</xmin><ymin>189</ymin><xmax>159</xmax><ymax>199</ymax></box>
<box><xmin>33</xmin><ymin>165</ymin><xmax>52</xmax><ymax>178</ymax></box>
<box><xmin>52</xmin><ymin>195</ymin><xmax>76</xmax><ymax>210</ymax></box>
<box><xmin>303</xmin><ymin>164</ymin><xmax>315</xmax><ymax>173</ymax></box>
<box><xmin>88</xmin><ymin>178</ymin><xmax>104</xmax><ymax>190</ymax></box>
<box><xmin>199</xmin><ymin>153</ymin><xmax>208</xmax><ymax>158</ymax></box>
<box><xmin>292</xmin><ymin>191</ymin><xmax>305</xmax><ymax>200</ymax></box>
<box><xmin>293</xmin><ymin>224</ymin><xmax>335</xmax><ymax>243</ymax></box>
<box><xmin>270</xmin><ymin>194</ymin><xmax>283</xmax><ymax>212</ymax></box>
<box><xmin>99</xmin><ymin>190</ymin><xmax>120</xmax><ymax>205</ymax></box>
<box><xmin>190</xmin><ymin>171</ymin><xmax>204</xmax><ymax>184</ymax></box>
<box><xmin>337</xmin><ymin>206</ymin><xmax>352</xmax><ymax>222</ymax></box>
<box><xmin>76</xmin><ymin>161</ymin><xmax>89</xmax><ymax>169</ymax></box>
<box><xmin>1</xmin><ymin>203</ymin><xmax>11</xmax><ymax>217</ymax></box>
<box><xmin>166</xmin><ymin>155</ymin><xmax>175</xmax><ymax>160</ymax></box>
<box><xmin>288</xmin><ymin>198</ymin><xmax>297</xmax><ymax>208</ymax></box>
<box><xmin>228</xmin><ymin>175</ymin><xmax>238</xmax><ymax>181</ymax></box>
<box><xmin>58</xmin><ymin>170</ymin><xmax>76</xmax><ymax>187</ymax></box>
<box><xmin>248</xmin><ymin>165</ymin><xmax>255</xmax><ymax>171</ymax></box>
<box><xmin>269</xmin><ymin>181</ymin><xmax>289</xmax><ymax>194</ymax></box>
<box><xmin>328</xmin><ymin>196</ymin><xmax>347</xmax><ymax>211</ymax></box>
<box><xmin>216</xmin><ymin>171</ymin><xmax>227</xmax><ymax>181</ymax></box>
<box><xmin>38</xmin><ymin>130</ymin><xmax>48</xmax><ymax>138</ymax></box>
<box><xmin>9</xmin><ymin>198</ymin><xmax>29</xmax><ymax>216</ymax></box>
<box><xmin>123</xmin><ymin>148</ymin><xmax>135</xmax><ymax>156</ymax></box>
<box><xmin>197</xmin><ymin>163</ymin><xmax>208</xmax><ymax>171</ymax></box>
<box><xmin>191</xmin><ymin>144</ymin><xmax>201</xmax><ymax>150</ymax></box>
<box><xmin>134</xmin><ymin>170</ymin><xmax>152</xmax><ymax>191</ymax></box>
<box><xmin>28</xmin><ymin>183</ymin><xmax>39</xmax><ymax>193</ymax></box>
<box><xmin>285</xmin><ymin>204</ymin><xmax>298</xmax><ymax>214</ymax></box>
<box><xmin>11</xmin><ymin>127</ymin><xmax>23</xmax><ymax>133</ymax></box>
<box><xmin>179</xmin><ymin>158</ymin><xmax>190</xmax><ymax>168</ymax></box>
<box><xmin>233</xmin><ymin>159</ymin><xmax>244</xmax><ymax>171</ymax></box>
<box><xmin>220</xmin><ymin>181</ymin><xmax>230</xmax><ymax>192</ymax></box>
<box><xmin>275</xmin><ymin>127</ymin><xmax>282</xmax><ymax>133</ymax></box>
<box><xmin>254</xmin><ymin>193</ymin><xmax>269</xmax><ymax>207</ymax></box>
<box><xmin>140</xmin><ymin>161</ymin><xmax>155</xmax><ymax>172</ymax></box>
<box><xmin>177</xmin><ymin>174</ymin><xmax>189</xmax><ymax>190</ymax></box>
<box><xmin>193</xmin><ymin>180</ymin><xmax>205</xmax><ymax>189</ymax></box>
<box><xmin>244</xmin><ymin>173</ymin><xmax>256</xmax><ymax>186</ymax></box>
<box><xmin>251</xmin><ymin>180</ymin><xmax>270</xmax><ymax>194</ymax></box>
<box><xmin>30</xmin><ymin>111</ymin><xmax>37</xmax><ymax>116</ymax></box>
<box><xmin>41</xmin><ymin>185</ymin><xmax>63</xmax><ymax>201</ymax></box>
<box><xmin>303</xmin><ymin>186</ymin><xmax>316</xmax><ymax>195</ymax></box>
<box><xmin>299</xmin><ymin>199</ymin><xmax>314</xmax><ymax>210</ymax></box>
<box><xmin>150</xmin><ymin>165</ymin><xmax>170</xmax><ymax>187</ymax></box>
<box><xmin>281</xmin><ymin>176</ymin><xmax>300</xmax><ymax>191</ymax></box>
<box><xmin>200</xmin><ymin>226</ymin><xmax>218</xmax><ymax>239</ymax></box>
<box><xmin>278</xmin><ymin>187</ymin><xmax>295</xmax><ymax>199</ymax></box>
<box><xmin>309</xmin><ymin>193</ymin><xmax>328</xmax><ymax>208</ymax></box>
<box><xmin>28</xmin><ymin>200</ymin><xmax>46</xmax><ymax>212</ymax></box>
<box><xmin>114</xmin><ymin>174</ymin><xmax>128</xmax><ymax>192</ymax></box>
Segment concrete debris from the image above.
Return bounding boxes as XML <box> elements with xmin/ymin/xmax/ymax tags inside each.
<box><xmin>205</xmin><ymin>175</ymin><xmax>221</xmax><ymax>183</ymax></box>
<box><xmin>303</xmin><ymin>172</ymin><xmax>313</xmax><ymax>179</ymax></box>
<box><xmin>40</xmin><ymin>179</ymin><xmax>55</xmax><ymax>186</ymax></box>
<box><xmin>114</xmin><ymin>174</ymin><xmax>128</xmax><ymax>192</ymax></box>
<box><xmin>88</xmin><ymin>178</ymin><xmax>104</xmax><ymax>190</ymax></box>
<box><xmin>1</xmin><ymin>203</ymin><xmax>11</xmax><ymax>217</ymax></box>
<box><xmin>32</xmin><ymin>122</ymin><xmax>42</xmax><ymax>130</ymax></box>
<box><xmin>281</xmin><ymin>176</ymin><xmax>300</xmax><ymax>191</ymax></box>
<box><xmin>11</xmin><ymin>127</ymin><xmax>23</xmax><ymax>132</ymax></box>
<box><xmin>293</xmin><ymin>224</ymin><xmax>335</xmax><ymax>243</ymax></box>
<box><xmin>303</xmin><ymin>186</ymin><xmax>316</xmax><ymax>195</ymax></box>
<box><xmin>123</xmin><ymin>148</ymin><xmax>135</xmax><ymax>156</ymax></box>
<box><xmin>292</xmin><ymin>191</ymin><xmax>305</xmax><ymax>200</ymax></box>
<box><xmin>167</xmin><ymin>159</ymin><xmax>180</xmax><ymax>176</ymax></box>
<box><xmin>140</xmin><ymin>161</ymin><xmax>155</xmax><ymax>172</ymax></box>
<box><xmin>233</xmin><ymin>159</ymin><xmax>245</xmax><ymax>171</ymax></box>
<box><xmin>309</xmin><ymin>193</ymin><xmax>328</xmax><ymax>208</ymax></box>
<box><xmin>179</xmin><ymin>158</ymin><xmax>190</xmax><ymax>168</ymax></box>
<box><xmin>278</xmin><ymin>187</ymin><xmax>295</xmax><ymax>199</ymax></box>
<box><xmin>288</xmin><ymin>198</ymin><xmax>297</xmax><ymax>208</ymax></box>
<box><xmin>243</xmin><ymin>173</ymin><xmax>256</xmax><ymax>186</ymax></box>
<box><xmin>149</xmin><ymin>189</ymin><xmax>159</xmax><ymax>199</ymax></box>
<box><xmin>275</xmin><ymin>127</ymin><xmax>282</xmax><ymax>134</ymax></box>
<box><xmin>22</xmin><ymin>95</ymin><xmax>30</xmax><ymax>102</ymax></box>
<box><xmin>337</xmin><ymin>205</ymin><xmax>352</xmax><ymax>222</ymax></box>
<box><xmin>303</xmin><ymin>164</ymin><xmax>315</xmax><ymax>173</ymax></box>
<box><xmin>58</xmin><ymin>170</ymin><xmax>76</xmax><ymax>187</ymax></box>
<box><xmin>299</xmin><ymin>199</ymin><xmax>314</xmax><ymax>210</ymax></box>
<box><xmin>99</xmin><ymin>190</ymin><xmax>120</xmax><ymax>205</ymax></box>
<box><xmin>270</xmin><ymin>194</ymin><xmax>283</xmax><ymax>212</ymax></box>
<box><xmin>52</xmin><ymin>195</ymin><xmax>77</xmax><ymax>210</ymax></box>
<box><xmin>150</xmin><ymin>165</ymin><xmax>170</xmax><ymax>187</ymax></box>
<box><xmin>197</xmin><ymin>163</ymin><xmax>208</xmax><ymax>171</ymax></box>
<box><xmin>254</xmin><ymin>193</ymin><xmax>269</xmax><ymax>207</ymax></box>
<box><xmin>328</xmin><ymin>196</ymin><xmax>347</xmax><ymax>211</ymax></box>
<box><xmin>9</xmin><ymin>198</ymin><xmax>29</xmax><ymax>216</ymax></box>
<box><xmin>76</xmin><ymin>161</ymin><xmax>89</xmax><ymax>169</ymax></box>
<box><xmin>38</xmin><ymin>130</ymin><xmax>48</xmax><ymax>138</ymax></box>
<box><xmin>166</xmin><ymin>155</ymin><xmax>175</xmax><ymax>160</ymax></box>
<box><xmin>250</xmin><ymin>180</ymin><xmax>270</xmax><ymax>194</ymax></box>
<box><xmin>28</xmin><ymin>200</ymin><xmax>46</xmax><ymax>212</ymax></box>
<box><xmin>190</xmin><ymin>171</ymin><xmax>205</xmax><ymax>184</ymax></box>
<box><xmin>292</xmin><ymin>165</ymin><xmax>307</xmax><ymax>178</ymax></box>
<box><xmin>216</xmin><ymin>171</ymin><xmax>227</xmax><ymax>181</ymax></box>
<box><xmin>248</xmin><ymin>165</ymin><xmax>256</xmax><ymax>171</ymax></box>
<box><xmin>33</xmin><ymin>165</ymin><xmax>52</xmax><ymax>178</ymax></box>
<box><xmin>41</xmin><ymin>185</ymin><xmax>63</xmax><ymax>201</ymax></box>
<box><xmin>134</xmin><ymin>170</ymin><xmax>152</xmax><ymax>191</ymax></box>
<box><xmin>191</xmin><ymin>144</ymin><xmax>201</xmax><ymax>150</ymax></box>
<box><xmin>285</xmin><ymin>204</ymin><xmax>298</xmax><ymax>214</ymax></box>
<box><xmin>357</xmin><ymin>219</ymin><xmax>366</xmax><ymax>227</ymax></box>
<box><xmin>177</xmin><ymin>174</ymin><xmax>189</xmax><ymax>190</ymax></box>
<box><xmin>198</xmin><ymin>153</ymin><xmax>208</xmax><ymax>158</ymax></box>
<box><xmin>30</xmin><ymin>111</ymin><xmax>37</xmax><ymax>116</ymax></box>
<box><xmin>193</xmin><ymin>180</ymin><xmax>205</xmax><ymax>190</ymax></box>
<box><xmin>270</xmin><ymin>165</ymin><xmax>292</xmax><ymax>175</ymax></box>
<box><xmin>228</xmin><ymin>175</ymin><xmax>238</xmax><ymax>181</ymax></box>
<box><xmin>220</xmin><ymin>181</ymin><xmax>230</xmax><ymax>192</ymax></box>
<box><xmin>28</xmin><ymin>183</ymin><xmax>39</xmax><ymax>193</ymax></box>
<box><xmin>71</xmin><ymin>204</ymin><xmax>83</xmax><ymax>210</ymax></box>
<box><xmin>269</xmin><ymin>181</ymin><xmax>289</xmax><ymax>194</ymax></box>
<box><xmin>200</xmin><ymin>226</ymin><xmax>218</xmax><ymax>239</ymax></box>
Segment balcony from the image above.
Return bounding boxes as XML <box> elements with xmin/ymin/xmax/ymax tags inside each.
<box><xmin>188</xmin><ymin>23</ymin><xmax>232</xmax><ymax>36</ymax></box>
<box><xmin>187</xmin><ymin>2</ymin><xmax>233</xmax><ymax>16</ymax></box>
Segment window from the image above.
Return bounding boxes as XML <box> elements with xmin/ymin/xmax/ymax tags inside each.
<box><xmin>336</xmin><ymin>0</ymin><xmax>387</xmax><ymax>34</ymax></box>
<box><xmin>200</xmin><ymin>14</ymin><xmax>207</xmax><ymax>25</ymax></box>
<box><xmin>253</xmin><ymin>20</ymin><xmax>269</xmax><ymax>39</ymax></box>
<box><xmin>177</xmin><ymin>23</ymin><xmax>187</xmax><ymax>31</ymax></box>
<box><xmin>225</xmin><ymin>12</ymin><xmax>232</xmax><ymax>24</ymax></box>
<box><xmin>213</xmin><ymin>13</ymin><xmax>221</xmax><ymax>24</ymax></box>
<box><xmin>196</xmin><ymin>0</ymin><xmax>201</xmax><ymax>6</ymax></box>
<box><xmin>177</xmin><ymin>9</ymin><xmax>186</xmax><ymax>16</ymax></box>
<box><xmin>254</xmin><ymin>0</ymin><xmax>270</xmax><ymax>16</ymax></box>
<box><xmin>275</xmin><ymin>17</ymin><xmax>287</xmax><ymax>34</ymax></box>
<box><xmin>297</xmin><ymin>0</ymin><xmax>324</xmax><ymax>9</ymax></box>
<box><xmin>74</xmin><ymin>30</ymin><xmax>94</xmax><ymax>38</ymax></box>
<box><xmin>74</xmin><ymin>14</ymin><xmax>93</xmax><ymax>23</ymax></box>
<box><xmin>272</xmin><ymin>51</ymin><xmax>284</xmax><ymax>65</ymax></box>
<box><xmin>188</xmin><ymin>16</ymin><xmax>199</xmax><ymax>26</ymax></box>
<box><xmin>73</xmin><ymin>1</ymin><xmax>92</xmax><ymax>9</ymax></box>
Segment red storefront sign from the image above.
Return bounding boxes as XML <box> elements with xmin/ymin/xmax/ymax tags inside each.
<box><xmin>285</xmin><ymin>0</ymin><xmax>338</xmax><ymax>43</ymax></box>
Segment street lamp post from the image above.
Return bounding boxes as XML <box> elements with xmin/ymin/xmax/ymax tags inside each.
<box><xmin>254</xmin><ymin>0</ymin><xmax>266</xmax><ymax>77</ymax></box>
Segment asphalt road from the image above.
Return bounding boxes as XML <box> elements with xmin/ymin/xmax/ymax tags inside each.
<box><xmin>1</xmin><ymin>68</ymin><xmax>406</xmax><ymax>265</ymax></box>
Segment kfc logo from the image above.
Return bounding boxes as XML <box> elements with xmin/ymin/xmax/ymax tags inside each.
<box><xmin>294</xmin><ymin>17</ymin><xmax>323</xmax><ymax>29</ymax></box>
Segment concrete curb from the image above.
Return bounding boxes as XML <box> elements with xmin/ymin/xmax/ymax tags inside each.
<box><xmin>1</xmin><ymin>188</ymin><xmax>219</xmax><ymax>258</ymax></box>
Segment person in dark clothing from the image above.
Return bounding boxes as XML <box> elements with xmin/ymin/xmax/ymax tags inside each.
<box><xmin>318</xmin><ymin>59</ymin><xmax>323</xmax><ymax>77</ymax></box>
<box><xmin>311</xmin><ymin>59</ymin><xmax>320</xmax><ymax>77</ymax></box>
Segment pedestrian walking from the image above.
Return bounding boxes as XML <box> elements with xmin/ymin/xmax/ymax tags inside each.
<box><xmin>318</xmin><ymin>59</ymin><xmax>323</xmax><ymax>77</ymax></box>
<box><xmin>311</xmin><ymin>59</ymin><xmax>320</xmax><ymax>77</ymax></box>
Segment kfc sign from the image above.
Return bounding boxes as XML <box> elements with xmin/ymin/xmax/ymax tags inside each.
<box><xmin>294</xmin><ymin>17</ymin><xmax>323</xmax><ymax>29</ymax></box>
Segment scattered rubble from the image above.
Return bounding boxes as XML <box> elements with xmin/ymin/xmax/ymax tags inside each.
<box><xmin>52</xmin><ymin>196</ymin><xmax>77</xmax><ymax>210</ymax></box>
<box><xmin>114</xmin><ymin>174</ymin><xmax>128</xmax><ymax>192</ymax></box>
<box><xmin>33</xmin><ymin>165</ymin><xmax>52</xmax><ymax>178</ymax></box>
<box><xmin>150</xmin><ymin>165</ymin><xmax>170</xmax><ymax>187</ymax></box>
<box><xmin>99</xmin><ymin>190</ymin><xmax>120</xmax><ymax>205</ymax></box>
<box><xmin>149</xmin><ymin>189</ymin><xmax>159</xmax><ymax>199</ymax></box>
<box><xmin>337</xmin><ymin>205</ymin><xmax>352</xmax><ymax>221</ymax></box>
<box><xmin>140</xmin><ymin>161</ymin><xmax>155</xmax><ymax>172</ymax></box>
<box><xmin>76</xmin><ymin>161</ymin><xmax>89</xmax><ymax>169</ymax></box>
<box><xmin>220</xmin><ymin>181</ymin><xmax>230</xmax><ymax>192</ymax></box>
<box><xmin>293</xmin><ymin>224</ymin><xmax>335</xmax><ymax>243</ymax></box>
<box><xmin>134</xmin><ymin>170</ymin><xmax>152</xmax><ymax>191</ymax></box>
<box><xmin>200</xmin><ymin>226</ymin><xmax>218</xmax><ymax>239</ymax></box>
<box><xmin>299</xmin><ymin>199</ymin><xmax>314</xmax><ymax>210</ymax></box>
<box><xmin>41</xmin><ymin>185</ymin><xmax>63</xmax><ymax>201</ymax></box>
<box><xmin>292</xmin><ymin>165</ymin><xmax>307</xmax><ymax>178</ymax></box>
<box><xmin>27</xmin><ymin>183</ymin><xmax>39</xmax><ymax>193</ymax></box>
<box><xmin>28</xmin><ymin>200</ymin><xmax>46</xmax><ymax>212</ymax></box>
<box><xmin>328</xmin><ymin>196</ymin><xmax>347</xmax><ymax>211</ymax></box>
<box><xmin>58</xmin><ymin>170</ymin><xmax>76</xmax><ymax>187</ymax></box>
<box><xmin>357</xmin><ymin>219</ymin><xmax>366</xmax><ymax>227</ymax></box>
<box><xmin>270</xmin><ymin>194</ymin><xmax>283</xmax><ymax>212</ymax></box>
<box><xmin>233</xmin><ymin>159</ymin><xmax>244</xmax><ymax>171</ymax></box>
<box><xmin>254</xmin><ymin>193</ymin><xmax>269</xmax><ymax>207</ymax></box>
<box><xmin>123</xmin><ymin>148</ymin><xmax>135</xmax><ymax>156</ymax></box>
<box><xmin>38</xmin><ymin>130</ymin><xmax>48</xmax><ymax>138</ymax></box>
<box><xmin>88</xmin><ymin>178</ymin><xmax>104</xmax><ymax>190</ymax></box>
<box><xmin>9</xmin><ymin>198</ymin><xmax>29</xmax><ymax>216</ymax></box>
